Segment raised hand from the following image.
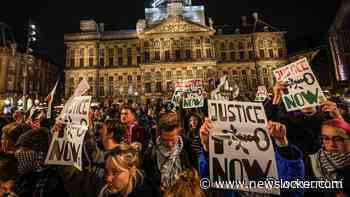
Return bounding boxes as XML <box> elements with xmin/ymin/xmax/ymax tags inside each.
<box><xmin>267</xmin><ymin>121</ymin><xmax>288</xmax><ymax>147</ymax></box>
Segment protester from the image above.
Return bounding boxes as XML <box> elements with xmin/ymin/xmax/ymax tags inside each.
<box><xmin>120</xmin><ymin>106</ymin><xmax>147</xmax><ymax>150</ymax></box>
<box><xmin>184</xmin><ymin>114</ymin><xmax>202</xmax><ymax>159</ymax></box>
<box><xmin>143</xmin><ymin>111</ymin><xmax>198</xmax><ymax>194</ymax></box>
<box><xmin>199</xmin><ymin>118</ymin><xmax>305</xmax><ymax>197</ymax></box>
<box><xmin>163</xmin><ymin>168</ymin><xmax>205</xmax><ymax>197</ymax></box>
<box><xmin>1</xmin><ymin>123</ymin><xmax>26</xmax><ymax>153</ymax></box>
<box><xmin>98</xmin><ymin>143</ymin><xmax>158</xmax><ymax>197</ymax></box>
<box><xmin>14</xmin><ymin>128</ymin><xmax>67</xmax><ymax>197</ymax></box>
<box><xmin>99</xmin><ymin>119</ymin><xmax>125</xmax><ymax>151</ymax></box>
<box><xmin>306</xmin><ymin>119</ymin><xmax>350</xmax><ymax>197</ymax></box>
<box><xmin>12</xmin><ymin>110</ymin><xmax>25</xmax><ymax>124</ymax></box>
<box><xmin>0</xmin><ymin>153</ymin><xmax>18</xmax><ymax>197</ymax></box>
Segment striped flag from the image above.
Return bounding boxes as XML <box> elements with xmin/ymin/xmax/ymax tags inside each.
<box><xmin>46</xmin><ymin>80</ymin><xmax>59</xmax><ymax>119</ymax></box>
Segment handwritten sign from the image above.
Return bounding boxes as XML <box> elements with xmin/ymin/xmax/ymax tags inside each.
<box><xmin>273</xmin><ymin>58</ymin><xmax>325</xmax><ymax>111</ymax></box>
<box><xmin>45</xmin><ymin>96</ymin><xmax>91</xmax><ymax>170</ymax></box>
<box><xmin>208</xmin><ymin>100</ymin><xmax>279</xmax><ymax>195</ymax></box>
<box><xmin>255</xmin><ymin>86</ymin><xmax>268</xmax><ymax>102</ymax></box>
<box><xmin>171</xmin><ymin>79</ymin><xmax>204</xmax><ymax>109</ymax></box>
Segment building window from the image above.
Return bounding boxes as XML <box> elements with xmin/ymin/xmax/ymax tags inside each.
<box><xmin>196</xmin><ymin>49</ymin><xmax>202</xmax><ymax>58</ymax></box>
<box><xmin>88</xmin><ymin>48</ymin><xmax>94</xmax><ymax>66</ymax></box>
<box><xmin>137</xmin><ymin>75</ymin><xmax>141</xmax><ymax>81</ymax></box>
<box><xmin>183</xmin><ymin>39</ymin><xmax>191</xmax><ymax>48</ymax></box>
<box><xmin>185</xmin><ymin>49</ymin><xmax>191</xmax><ymax>59</ymax></box>
<box><xmin>99</xmin><ymin>48</ymin><xmax>105</xmax><ymax>66</ymax></box>
<box><xmin>278</xmin><ymin>48</ymin><xmax>283</xmax><ymax>57</ymax></box>
<box><xmin>259</xmin><ymin>49</ymin><xmax>265</xmax><ymax>58</ymax></box>
<box><xmin>232</xmin><ymin>70</ymin><xmax>238</xmax><ymax>75</ymax></box>
<box><xmin>156</xmin><ymin>82</ymin><xmax>162</xmax><ymax>92</ymax></box>
<box><xmin>118</xmin><ymin>76</ymin><xmax>123</xmax><ymax>81</ymax></box>
<box><xmin>264</xmin><ymin>77</ymin><xmax>269</xmax><ymax>86</ymax></box>
<box><xmin>145</xmin><ymin>83</ymin><xmax>151</xmax><ymax>93</ymax></box>
<box><xmin>127</xmin><ymin>57</ymin><xmax>132</xmax><ymax>65</ymax></box>
<box><xmin>263</xmin><ymin>68</ymin><xmax>268</xmax><ymax>74</ymax></box>
<box><xmin>154</xmin><ymin>40</ymin><xmax>160</xmax><ymax>48</ymax></box>
<box><xmin>79</xmin><ymin>48</ymin><xmax>84</xmax><ymax>67</ymax></box>
<box><xmin>118</xmin><ymin>48</ymin><xmax>123</xmax><ymax>57</ymax></box>
<box><xmin>118</xmin><ymin>57</ymin><xmax>123</xmax><ymax>65</ymax></box>
<box><xmin>195</xmin><ymin>39</ymin><xmax>201</xmax><ymax>45</ymax></box>
<box><xmin>166</xmin><ymin>71</ymin><xmax>172</xmax><ymax>80</ymax></box>
<box><xmin>175</xmin><ymin>50</ymin><xmax>181</xmax><ymax>60</ymax></box>
<box><xmin>238</xmin><ymin>41</ymin><xmax>244</xmax><ymax>49</ymax></box>
<box><xmin>229</xmin><ymin>42</ymin><xmax>234</xmax><ymax>50</ymax></box>
<box><xmin>186</xmin><ymin>70</ymin><xmax>193</xmax><ymax>79</ymax></box>
<box><xmin>70</xmin><ymin>49</ymin><xmax>75</xmax><ymax>67</ymax></box>
<box><xmin>240</xmin><ymin>51</ymin><xmax>245</xmax><ymax>60</ymax></box>
<box><xmin>137</xmin><ymin>56</ymin><xmax>141</xmax><ymax>64</ymax></box>
<box><xmin>144</xmin><ymin>41</ymin><xmax>150</xmax><ymax>48</ymax></box>
<box><xmin>220</xmin><ymin>42</ymin><xmax>226</xmax><ymax>50</ymax></box>
<box><xmin>144</xmin><ymin>52</ymin><xmax>150</xmax><ymax>63</ymax></box>
<box><xmin>249</xmin><ymin>51</ymin><xmax>254</xmax><ymax>59</ymax></box>
<box><xmin>165</xmin><ymin>50</ymin><xmax>170</xmax><ymax>61</ymax></box>
<box><xmin>221</xmin><ymin>52</ymin><xmax>227</xmax><ymax>61</ymax></box>
<box><xmin>176</xmin><ymin>71</ymin><xmax>182</xmax><ymax>79</ymax></box>
<box><xmin>99</xmin><ymin>77</ymin><xmax>104</xmax><ymax>97</ymax></box>
<box><xmin>206</xmin><ymin>48</ymin><xmax>212</xmax><ymax>58</ymax></box>
<box><xmin>155</xmin><ymin>51</ymin><xmax>161</xmax><ymax>61</ymax></box>
<box><xmin>269</xmin><ymin>49</ymin><xmax>274</xmax><ymax>58</ymax></box>
<box><xmin>196</xmin><ymin>70</ymin><xmax>203</xmax><ymax>78</ymax></box>
<box><xmin>205</xmin><ymin>38</ymin><xmax>211</xmax><ymax>44</ymax></box>
<box><xmin>88</xmin><ymin>77</ymin><xmax>93</xmax><ymax>95</ymax></box>
<box><xmin>128</xmin><ymin>75</ymin><xmax>132</xmax><ymax>81</ymax></box>
<box><xmin>230</xmin><ymin>52</ymin><xmax>235</xmax><ymax>61</ymax></box>
<box><xmin>108</xmin><ymin>48</ymin><xmax>114</xmax><ymax>66</ymax></box>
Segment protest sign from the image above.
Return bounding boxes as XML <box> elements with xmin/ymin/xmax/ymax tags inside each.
<box><xmin>171</xmin><ymin>79</ymin><xmax>204</xmax><ymax>109</ymax></box>
<box><xmin>273</xmin><ymin>58</ymin><xmax>326</xmax><ymax>111</ymax></box>
<box><xmin>45</xmin><ymin>124</ymin><xmax>87</xmax><ymax>170</ymax></box>
<box><xmin>45</xmin><ymin>96</ymin><xmax>91</xmax><ymax>170</ymax></box>
<box><xmin>208</xmin><ymin>100</ymin><xmax>280</xmax><ymax>195</ymax></box>
<box><xmin>254</xmin><ymin>86</ymin><xmax>268</xmax><ymax>102</ymax></box>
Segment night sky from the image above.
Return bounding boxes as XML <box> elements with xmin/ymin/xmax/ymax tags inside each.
<box><xmin>0</xmin><ymin>0</ymin><xmax>342</xmax><ymax>70</ymax></box>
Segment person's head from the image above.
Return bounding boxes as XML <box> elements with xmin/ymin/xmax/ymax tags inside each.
<box><xmin>26</xmin><ymin>110</ymin><xmax>45</xmax><ymax>129</ymax></box>
<box><xmin>12</xmin><ymin>110</ymin><xmax>25</xmax><ymax>123</ymax></box>
<box><xmin>189</xmin><ymin>114</ymin><xmax>201</xmax><ymax>129</ymax></box>
<box><xmin>158</xmin><ymin>112</ymin><xmax>181</xmax><ymax>151</ymax></box>
<box><xmin>163</xmin><ymin>168</ymin><xmax>205</xmax><ymax>197</ymax></box>
<box><xmin>1</xmin><ymin>123</ymin><xmax>25</xmax><ymax>152</ymax></box>
<box><xmin>14</xmin><ymin>128</ymin><xmax>51</xmax><ymax>174</ymax></box>
<box><xmin>105</xmin><ymin>144</ymin><xmax>142</xmax><ymax>195</ymax></box>
<box><xmin>0</xmin><ymin>153</ymin><xmax>17</xmax><ymax>197</ymax></box>
<box><xmin>321</xmin><ymin>119</ymin><xmax>350</xmax><ymax>153</ymax></box>
<box><xmin>100</xmin><ymin>119</ymin><xmax>126</xmax><ymax>150</ymax></box>
<box><xmin>120</xmin><ymin>107</ymin><xmax>136</xmax><ymax>125</ymax></box>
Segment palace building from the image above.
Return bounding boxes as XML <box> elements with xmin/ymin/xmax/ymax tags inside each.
<box><xmin>64</xmin><ymin>0</ymin><xmax>288</xmax><ymax>103</ymax></box>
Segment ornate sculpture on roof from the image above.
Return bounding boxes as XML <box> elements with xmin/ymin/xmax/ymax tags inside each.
<box><xmin>152</xmin><ymin>0</ymin><xmax>191</xmax><ymax>8</ymax></box>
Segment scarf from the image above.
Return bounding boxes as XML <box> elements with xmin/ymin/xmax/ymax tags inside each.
<box><xmin>316</xmin><ymin>149</ymin><xmax>350</xmax><ymax>180</ymax></box>
<box><xmin>125</xmin><ymin>121</ymin><xmax>137</xmax><ymax>144</ymax></box>
<box><xmin>15</xmin><ymin>150</ymin><xmax>46</xmax><ymax>174</ymax></box>
<box><xmin>156</xmin><ymin>136</ymin><xmax>184</xmax><ymax>188</ymax></box>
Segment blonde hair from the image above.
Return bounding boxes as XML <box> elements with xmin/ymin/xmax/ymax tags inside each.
<box><xmin>164</xmin><ymin>168</ymin><xmax>205</xmax><ymax>197</ymax></box>
<box><xmin>107</xmin><ymin>143</ymin><xmax>143</xmax><ymax>195</ymax></box>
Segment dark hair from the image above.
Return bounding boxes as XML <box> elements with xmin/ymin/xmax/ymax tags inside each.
<box><xmin>121</xmin><ymin>106</ymin><xmax>136</xmax><ymax>117</ymax></box>
<box><xmin>0</xmin><ymin>153</ymin><xmax>17</xmax><ymax>182</ymax></box>
<box><xmin>104</xmin><ymin>119</ymin><xmax>127</xmax><ymax>143</ymax></box>
<box><xmin>158</xmin><ymin>112</ymin><xmax>180</xmax><ymax>133</ymax></box>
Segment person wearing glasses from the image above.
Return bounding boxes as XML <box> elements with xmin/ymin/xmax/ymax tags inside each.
<box><xmin>307</xmin><ymin>119</ymin><xmax>350</xmax><ymax>197</ymax></box>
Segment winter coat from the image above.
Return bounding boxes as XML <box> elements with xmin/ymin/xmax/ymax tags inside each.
<box><xmin>98</xmin><ymin>177</ymin><xmax>158</xmax><ymax>197</ymax></box>
<box><xmin>142</xmin><ymin>135</ymin><xmax>198</xmax><ymax>195</ymax></box>
<box><xmin>199</xmin><ymin>144</ymin><xmax>305</xmax><ymax>197</ymax></box>
<box><xmin>16</xmin><ymin>167</ymin><xmax>68</xmax><ymax>197</ymax></box>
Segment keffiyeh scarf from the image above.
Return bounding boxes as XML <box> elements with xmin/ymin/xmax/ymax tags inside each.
<box><xmin>156</xmin><ymin>136</ymin><xmax>184</xmax><ymax>188</ymax></box>
<box><xmin>316</xmin><ymin>149</ymin><xmax>350</xmax><ymax>180</ymax></box>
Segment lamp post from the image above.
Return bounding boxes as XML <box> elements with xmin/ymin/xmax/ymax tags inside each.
<box><xmin>252</xmin><ymin>12</ymin><xmax>260</xmax><ymax>88</ymax></box>
<box><xmin>23</xmin><ymin>19</ymin><xmax>38</xmax><ymax>111</ymax></box>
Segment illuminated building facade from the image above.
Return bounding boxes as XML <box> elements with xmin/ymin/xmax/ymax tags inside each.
<box><xmin>64</xmin><ymin>0</ymin><xmax>288</xmax><ymax>102</ymax></box>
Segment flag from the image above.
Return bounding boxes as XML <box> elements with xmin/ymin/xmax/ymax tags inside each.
<box><xmin>46</xmin><ymin>80</ymin><xmax>59</xmax><ymax>119</ymax></box>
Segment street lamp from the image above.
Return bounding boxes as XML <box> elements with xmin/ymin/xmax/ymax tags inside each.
<box><xmin>23</xmin><ymin>19</ymin><xmax>38</xmax><ymax>111</ymax></box>
<box><xmin>34</xmin><ymin>99</ymin><xmax>40</xmax><ymax>106</ymax></box>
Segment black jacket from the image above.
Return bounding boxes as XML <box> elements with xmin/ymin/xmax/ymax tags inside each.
<box><xmin>142</xmin><ymin>135</ymin><xmax>198</xmax><ymax>194</ymax></box>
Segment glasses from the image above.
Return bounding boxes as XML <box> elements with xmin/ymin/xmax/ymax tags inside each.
<box><xmin>321</xmin><ymin>135</ymin><xmax>346</xmax><ymax>144</ymax></box>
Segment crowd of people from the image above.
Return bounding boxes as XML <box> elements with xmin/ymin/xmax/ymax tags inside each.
<box><xmin>0</xmin><ymin>83</ymin><xmax>349</xmax><ymax>197</ymax></box>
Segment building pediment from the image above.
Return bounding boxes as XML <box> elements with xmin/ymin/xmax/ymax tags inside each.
<box><xmin>143</xmin><ymin>16</ymin><xmax>214</xmax><ymax>35</ymax></box>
